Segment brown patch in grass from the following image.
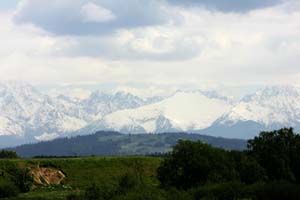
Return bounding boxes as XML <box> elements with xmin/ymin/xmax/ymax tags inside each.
<box><xmin>30</xmin><ymin>166</ymin><xmax>65</xmax><ymax>186</ymax></box>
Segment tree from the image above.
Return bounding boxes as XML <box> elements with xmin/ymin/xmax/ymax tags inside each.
<box><xmin>0</xmin><ymin>150</ymin><xmax>18</xmax><ymax>159</ymax></box>
<box><xmin>157</xmin><ymin>140</ymin><xmax>236</xmax><ymax>189</ymax></box>
<box><xmin>229</xmin><ymin>150</ymin><xmax>266</xmax><ymax>184</ymax></box>
<box><xmin>247</xmin><ymin>128</ymin><xmax>300</xmax><ymax>183</ymax></box>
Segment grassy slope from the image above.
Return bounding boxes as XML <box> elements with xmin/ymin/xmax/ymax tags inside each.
<box><xmin>0</xmin><ymin>156</ymin><xmax>161</xmax><ymax>200</ymax></box>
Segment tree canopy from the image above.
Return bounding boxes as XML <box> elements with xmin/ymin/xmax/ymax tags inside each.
<box><xmin>248</xmin><ymin>127</ymin><xmax>300</xmax><ymax>183</ymax></box>
<box><xmin>0</xmin><ymin>150</ymin><xmax>18</xmax><ymax>159</ymax></box>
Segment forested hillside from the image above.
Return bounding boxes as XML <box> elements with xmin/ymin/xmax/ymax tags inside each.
<box><xmin>10</xmin><ymin>132</ymin><xmax>246</xmax><ymax>158</ymax></box>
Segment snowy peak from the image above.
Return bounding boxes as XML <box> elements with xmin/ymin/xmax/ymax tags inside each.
<box><xmin>157</xmin><ymin>91</ymin><xmax>233</xmax><ymax>130</ymax></box>
<box><xmin>198</xmin><ymin>90</ymin><xmax>234</xmax><ymax>103</ymax></box>
<box><xmin>48</xmin><ymin>88</ymin><xmax>91</xmax><ymax>101</ymax></box>
<box><xmin>87</xmin><ymin>90</ymin><xmax>145</xmax><ymax>106</ymax></box>
<box><xmin>243</xmin><ymin>85</ymin><xmax>300</xmax><ymax>102</ymax></box>
<box><xmin>79</xmin><ymin>90</ymin><xmax>233</xmax><ymax>134</ymax></box>
<box><xmin>220</xmin><ymin>85</ymin><xmax>300</xmax><ymax>128</ymax></box>
<box><xmin>0</xmin><ymin>82</ymin><xmax>166</xmax><ymax>140</ymax></box>
<box><xmin>83</xmin><ymin>90</ymin><xmax>161</xmax><ymax>118</ymax></box>
<box><xmin>1</xmin><ymin>82</ymin><xmax>300</xmax><ymax>146</ymax></box>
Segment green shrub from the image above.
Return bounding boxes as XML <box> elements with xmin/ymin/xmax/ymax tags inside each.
<box><xmin>165</xmin><ymin>188</ymin><xmax>193</xmax><ymax>200</ymax></box>
<box><xmin>193</xmin><ymin>182</ymin><xmax>247</xmax><ymax>200</ymax></box>
<box><xmin>6</xmin><ymin>164</ymin><xmax>34</xmax><ymax>192</ymax></box>
<box><xmin>254</xmin><ymin>181</ymin><xmax>300</xmax><ymax>200</ymax></box>
<box><xmin>0</xmin><ymin>179</ymin><xmax>19</xmax><ymax>198</ymax></box>
<box><xmin>116</xmin><ymin>173</ymin><xmax>139</xmax><ymax>195</ymax></box>
<box><xmin>114</xmin><ymin>185</ymin><xmax>166</xmax><ymax>200</ymax></box>
<box><xmin>66</xmin><ymin>193</ymin><xmax>82</xmax><ymax>200</ymax></box>
<box><xmin>84</xmin><ymin>182</ymin><xmax>115</xmax><ymax>200</ymax></box>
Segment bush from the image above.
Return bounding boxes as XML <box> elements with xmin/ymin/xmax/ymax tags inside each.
<box><xmin>116</xmin><ymin>173</ymin><xmax>139</xmax><ymax>195</ymax></box>
<box><xmin>114</xmin><ymin>185</ymin><xmax>166</xmax><ymax>200</ymax></box>
<box><xmin>254</xmin><ymin>181</ymin><xmax>300</xmax><ymax>200</ymax></box>
<box><xmin>0</xmin><ymin>179</ymin><xmax>19</xmax><ymax>198</ymax></box>
<box><xmin>66</xmin><ymin>193</ymin><xmax>82</xmax><ymax>200</ymax></box>
<box><xmin>165</xmin><ymin>188</ymin><xmax>193</xmax><ymax>200</ymax></box>
<box><xmin>84</xmin><ymin>182</ymin><xmax>115</xmax><ymax>200</ymax></box>
<box><xmin>5</xmin><ymin>164</ymin><xmax>33</xmax><ymax>193</ymax></box>
<box><xmin>193</xmin><ymin>182</ymin><xmax>247</xmax><ymax>200</ymax></box>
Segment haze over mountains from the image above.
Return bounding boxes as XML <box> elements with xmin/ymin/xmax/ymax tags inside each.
<box><xmin>0</xmin><ymin>82</ymin><xmax>300</xmax><ymax>147</ymax></box>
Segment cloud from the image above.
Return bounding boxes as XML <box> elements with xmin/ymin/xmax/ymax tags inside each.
<box><xmin>0</xmin><ymin>0</ymin><xmax>299</xmax><ymax>88</ymax></box>
<box><xmin>14</xmin><ymin>0</ymin><xmax>170</xmax><ymax>36</ymax></box>
<box><xmin>168</xmin><ymin>0</ymin><xmax>284</xmax><ymax>12</ymax></box>
<box><xmin>61</xmin><ymin>27</ymin><xmax>203</xmax><ymax>60</ymax></box>
<box><xmin>0</xmin><ymin>0</ymin><xmax>19</xmax><ymax>11</ymax></box>
<box><xmin>80</xmin><ymin>2</ymin><xmax>116</xmax><ymax>23</ymax></box>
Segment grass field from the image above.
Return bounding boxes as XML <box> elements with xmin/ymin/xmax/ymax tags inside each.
<box><xmin>0</xmin><ymin>156</ymin><xmax>161</xmax><ymax>200</ymax></box>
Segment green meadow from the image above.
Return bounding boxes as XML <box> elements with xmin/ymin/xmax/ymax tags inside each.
<box><xmin>0</xmin><ymin>157</ymin><xmax>161</xmax><ymax>200</ymax></box>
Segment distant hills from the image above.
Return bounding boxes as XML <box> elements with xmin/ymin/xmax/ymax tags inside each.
<box><xmin>0</xmin><ymin>82</ymin><xmax>300</xmax><ymax>147</ymax></box>
<box><xmin>10</xmin><ymin>131</ymin><xmax>247</xmax><ymax>158</ymax></box>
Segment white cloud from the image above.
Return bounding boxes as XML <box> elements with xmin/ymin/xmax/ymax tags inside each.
<box><xmin>80</xmin><ymin>3</ymin><xmax>116</xmax><ymax>23</ymax></box>
<box><xmin>0</xmin><ymin>0</ymin><xmax>299</xmax><ymax>88</ymax></box>
<box><xmin>14</xmin><ymin>0</ymin><xmax>169</xmax><ymax>35</ymax></box>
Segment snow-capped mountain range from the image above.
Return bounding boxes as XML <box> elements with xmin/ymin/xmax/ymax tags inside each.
<box><xmin>78</xmin><ymin>91</ymin><xmax>233</xmax><ymax>135</ymax></box>
<box><xmin>0</xmin><ymin>82</ymin><xmax>300</xmax><ymax>147</ymax></box>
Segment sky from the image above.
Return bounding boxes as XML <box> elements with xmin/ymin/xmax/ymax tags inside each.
<box><xmin>0</xmin><ymin>0</ymin><xmax>300</xmax><ymax>95</ymax></box>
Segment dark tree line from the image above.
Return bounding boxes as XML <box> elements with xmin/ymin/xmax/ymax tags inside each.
<box><xmin>0</xmin><ymin>150</ymin><xmax>18</xmax><ymax>159</ymax></box>
<box><xmin>248</xmin><ymin>127</ymin><xmax>300</xmax><ymax>183</ymax></box>
<box><xmin>157</xmin><ymin>128</ymin><xmax>300</xmax><ymax>200</ymax></box>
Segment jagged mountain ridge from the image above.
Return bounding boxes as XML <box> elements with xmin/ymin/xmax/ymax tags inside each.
<box><xmin>78</xmin><ymin>91</ymin><xmax>233</xmax><ymax>135</ymax></box>
<box><xmin>1</xmin><ymin>82</ymin><xmax>300</xmax><ymax>147</ymax></box>
<box><xmin>0</xmin><ymin>82</ymin><xmax>159</xmax><ymax>144</ymax></box>
<box><xmin>199</xmin><ymin>85</ymin><xmax>300</xmax><ymax>138</ymax></box>
<box><xmin>0</xmin><ymin>82</ymin><xmax>92</xmax><ymax>138</ymax></box>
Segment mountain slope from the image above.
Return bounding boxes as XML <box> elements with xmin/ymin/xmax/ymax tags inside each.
<box><xmin>204</xmin><ymin>86</ymin><xmax>300</xmax><ymax>138</ymax></box>
<box><xmin>78</xmin><ymin>91</ymin><xmax>233</xmax><ymax>134</ymax></box>
<box><xmin>82</xmin><ymin>90</ymin><xmax>160</xmax><ymax>118</ymax></box>
<box><xmin>1</xmin><ymin>82</ymin><xmax>300</xmax><ymax>147</ymax></box>
<box><xmin>0</xmin><ymin>82</ymin><xmax>93</xmax><ymax>142</ymax></box>
<box><xmin>0</xmin><ymin>82</ymin><xmax>163</xmax><ymax>147</ymax></box>
<box><xmin>10</xmin><ymin>131</ymin><xmax>247</xmax><ymax>158</ymax></box>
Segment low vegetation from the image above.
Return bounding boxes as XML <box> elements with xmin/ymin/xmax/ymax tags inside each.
<box><xmin>1</xmin><ymin>128</ymin><xmax>300</xmax><ymax>199</ymax></box>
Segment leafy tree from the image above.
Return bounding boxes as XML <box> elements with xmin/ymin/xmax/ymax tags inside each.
<box><xmin>229</xmin><ymin>150</ymin><xmax>266</xmax><ymax>184</ymax></box>
<box><xmin>247</xmin><ymin>128</ymin><xmax>300</xmax><ymax>182</ymax></box>
<box><xmin>157</xmin><ymin>140</ymin><xmax>236</xmax><ymax>189</ymax></box>
<box><xmin>0</xmin><ymin>150</ymin><xmax>18</xmax><ymax>159</ymax></box>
